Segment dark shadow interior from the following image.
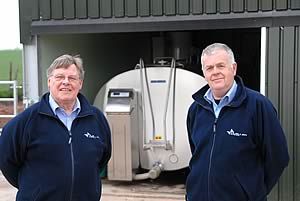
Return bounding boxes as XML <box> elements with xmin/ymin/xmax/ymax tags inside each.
<box><xmin>156</xmin><ymin>29</ymin><xmax>261</xmax><ymax>91</ymax></box>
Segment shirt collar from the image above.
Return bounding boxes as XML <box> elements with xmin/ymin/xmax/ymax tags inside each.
<box><xmin>49</xmin><ymin>94</ymin><xmax>81</xmax><ymax>115</ymax></box>
<box><xmin>204</xmin><ymin>80</ymin><xmax>237</xmax><ymax>105</ymax></box>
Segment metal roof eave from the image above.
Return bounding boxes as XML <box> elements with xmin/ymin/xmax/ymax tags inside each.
<box><xmin>31</xmin><ymin>10</ymin><xmax>300</xmax><ymax>35</ymax></box>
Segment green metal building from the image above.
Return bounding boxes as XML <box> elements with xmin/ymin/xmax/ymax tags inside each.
<box><xmin>19</xmin><ymin>0</ymin><xmax>300</xmax><ymax>200</ymax></box>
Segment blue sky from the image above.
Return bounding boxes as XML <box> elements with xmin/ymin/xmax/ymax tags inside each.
<box><xmin>0</xmin><ymin>0</ymin><xmax>22</xmax><ymax>50</ymax></box>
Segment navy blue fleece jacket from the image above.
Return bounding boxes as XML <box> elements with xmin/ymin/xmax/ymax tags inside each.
<box><xmin>0</xmin><ymin>92</ymin><xmax>111</xmax><ymax>201</ymax></box>
<box><xmin>186</xmin><ymin>76</ymin><xmax>289</xmax><ymax>201</ymax></box>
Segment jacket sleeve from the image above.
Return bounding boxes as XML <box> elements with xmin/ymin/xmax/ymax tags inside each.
<box><xmin>255</xmin><ymin>97</ymin><xmax>290</xmax><ymax>194</ymax></box>
<box><xmin>0</xmin><ymin>115</ymin><xmax>27</xmax><ymax>188</ymax></box>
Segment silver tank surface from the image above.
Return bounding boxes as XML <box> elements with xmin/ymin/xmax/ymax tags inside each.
<box><xmin>94</xmin><ymin>65</ymin><xmax>206</xmax><ymax>172</ymax></box>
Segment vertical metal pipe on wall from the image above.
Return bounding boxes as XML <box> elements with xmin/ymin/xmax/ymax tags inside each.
<box><xmin>260</xmin><ymin>27</ymin><xmax>266</xmax><ymax>96</ymax></box>
<box><xmin>22</xmin><ymin>36</ymin><xmax>40</xmax><ymax>107</ymax></box>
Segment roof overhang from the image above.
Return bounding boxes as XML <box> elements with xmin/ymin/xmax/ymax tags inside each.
<box><xmin>31</xmin><ymin>10</ymin><xmax>300</xmax><ymax>35</ymax></box>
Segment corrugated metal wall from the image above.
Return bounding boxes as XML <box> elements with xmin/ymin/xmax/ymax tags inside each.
<box><xmin>30</xmin><ymin>0</ymin><xmax>300</xmax><ymax>20</ymax></box>
<box><xmin>19</xmin><ymin>0</ymin><xmax>300</xmax><ymax>43</ymax></box>
<box><xmin>266</xmin><ymin>26</ymin><xmax>300</xmax><ymax>201</ymax></box>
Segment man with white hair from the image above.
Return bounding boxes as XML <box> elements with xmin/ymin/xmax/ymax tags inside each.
<box><xmin>0</xmin><ymin>54</ymin><xmax>111</xmax><ymax>201</ymax></box>
<box><xmin>186</xmin><ymin>43</ymin><xmax>289</xmax><ymax>201</ymax></box>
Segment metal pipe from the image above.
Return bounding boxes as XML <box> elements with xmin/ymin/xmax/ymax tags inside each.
<box><xmin>139</xmin><ymin>58</ymin><xmax>156</xmax><ymax>146</ymax></box>
<box><xmin>132</xmin><ymin>163</ymin><xmax>163</xmax><ymax>180</ymax></box>
<box><xmin>172</xmin><ymin>66</ymin><xmax>176</xmax><ymax>151</ymax></box>
<box><xmin>139</xmin><ymin>60</ymin><xmax>147</xmax><ymax>146</ymax></box>
<box><xmin>0</xmin><ymin>80</ymin><xmax>18</xmax><ymax>118</ymax></box>
<box><xmin>163</xmin><ymin>58</ymin><xmax>176</xmax><ymax>149</ymax></box>
<box><xmin>13</xmin><ymin>81</ymin><xmax>18</xmax><ymax>116</ymax></box>
<box><xmin>260</xmin><ymin>27</ymin><xmax>267</xmax><ymax>96</ymax></box>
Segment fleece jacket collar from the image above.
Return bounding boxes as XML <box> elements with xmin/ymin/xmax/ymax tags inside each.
<box><xmin>192</xmin><ymin>75</ymin><xmax>248</xmax><ymax>109</ymax></box>
<box><xmin>37</xmin><ymin>92</ymin><xmax>94</xmax><ymax>118</ymax></box>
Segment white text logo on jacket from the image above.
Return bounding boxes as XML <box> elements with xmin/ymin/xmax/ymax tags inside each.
<box><xmin>226</xmin><ymin>129</ymin><xmax>248</xmax><ymax>137</ymax></box>
<box><xmin>84</xmin><ymin>132</ymin><xmax>100</xmax><ymax>139</ymax></box>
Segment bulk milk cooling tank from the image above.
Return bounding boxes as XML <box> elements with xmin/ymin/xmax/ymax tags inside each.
<box><xmin>93</xmin><ymin>58</ymin><xmax>206</xmax><ymax>181</ymax></box>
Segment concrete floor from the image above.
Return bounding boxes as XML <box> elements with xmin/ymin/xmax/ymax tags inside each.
<box><xmin>0</xmin><ymin>172</ymin><xmax>185</xmax><ymax>201</ymax></box>
<box><xmin>0</xmin><ymin>174</ymin><xmax>17</xmax><ymax>201</ymax></box>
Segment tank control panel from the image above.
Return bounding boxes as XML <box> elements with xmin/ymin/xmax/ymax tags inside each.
<box><xmin>108</xmin><ymin>89</ymin><xmax>133</xmax><ymax>98</ymax></box>
<box><xmin>105</xmin><ymin>89</ymin><xmax>135</xmax><ymax>114</ymax></box>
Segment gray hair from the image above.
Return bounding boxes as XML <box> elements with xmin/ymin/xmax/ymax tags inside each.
<box><xmin>201</xmin><ymin>43</ymin><xmax>236</xmax><ymax>69</ymax></box>
<box><xmin>47</xmin><ymin>54</ymin><xmax>85</xmax><ymax>80</ymax></box>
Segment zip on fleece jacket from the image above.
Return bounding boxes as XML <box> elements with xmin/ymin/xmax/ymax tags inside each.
<box><xmin>68</xmin><ymin>130</ymin><xmax>74</xmax><ymax>201</ymax></box>
<box><xmin>207</xmin><ymin>118</ymin><xmax>217</xmax><ymax>201</ymax></box>
<box><xmin>40</xmin><ymin>110</ymin><xmax>77</xmax><ymax>201</ymax></box>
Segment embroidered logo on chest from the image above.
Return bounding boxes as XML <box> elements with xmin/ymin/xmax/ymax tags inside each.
<box><xmin>84</xmin><ymin>132</ymin><xmax>100</xmax><ymax>139</ymax></box>
<box><xmin>226</xmin><ymin>129</ymin><xmax>248</xmax><ymax>137</ymax></box>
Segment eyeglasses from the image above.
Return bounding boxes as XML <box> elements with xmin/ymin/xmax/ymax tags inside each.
<box><xmin>52</xmin><ymin>74</ymin><xmax>80</xmax><ymax>83</ymax></box>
